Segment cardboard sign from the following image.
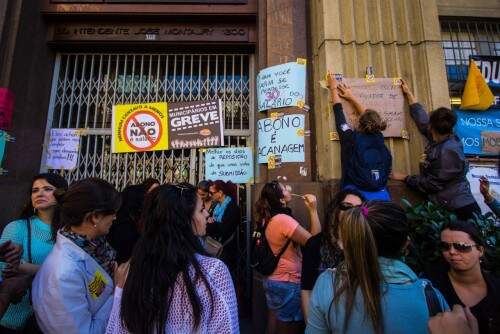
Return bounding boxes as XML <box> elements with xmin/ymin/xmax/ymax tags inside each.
<box><xmin>339</xmin><ymin>78</ymin><xmax>406</xmax><ymax>137</ymax></box>
<box><xmin>46</xmin><ymin>129</ymin><xmax>81</xmax><ymax>170</ymax></box>
<box><xmin>168</xmin><ymin>99</ymin><xmax>224</xmax><ymax>149</ymax></box>
<box><xmin>112</xmin><ymin>102</ymin><xmax>169</xmax><ymax>153</ymax></box>
<box><xmin>455</xmin><ymin>109</ymin><xmax>500</xmax><ymax>155</ymax></box>
<box><xmin>257</xmin><ymin>61</ymin><xmax>306</xmax><ymax>112</ymax></box>
<box><xmin>0</xmin><ymin>88</ymin><xmax>14</xmax><ymax>131</ymax></box>
<box><xmin>257</xmin><ymin>114</ymin><xmax>305</xmax><ymax>163</ymax></box>
<box><xmin>205</xmin><ymin>147</ymin><xmax>253</xmax><ymax>183</ymax></box>
<box><xmin>466</xmin><ymin>164</ymin><xmax>500</xmax><ymax>215</ymax></box>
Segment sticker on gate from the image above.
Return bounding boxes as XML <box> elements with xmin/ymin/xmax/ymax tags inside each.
<box><xmin>112</xmin><ymin>102</ymin><xmax>169</xmax><ymax>153</ymax></box>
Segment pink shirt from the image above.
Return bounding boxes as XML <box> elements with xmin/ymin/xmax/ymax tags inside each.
<box><xmin>265</xmin><ymin>214</ymin><xmax>302</xmax><ymax>283</ymax></box>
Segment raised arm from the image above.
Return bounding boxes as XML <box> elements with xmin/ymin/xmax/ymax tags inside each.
<box><xmin>303</xmin><ymin>194</ymin><xmax>321</xmax><ymax>236</ymax></box>
<box><xmin>338</xmin><ymin>83</ymin><xmax>366</xmax><ymax>115</ymax></box>
<box><xmin>401</xmin><ymin>80</ymin><xmax>432</xmax><ymax>141</ymax></box>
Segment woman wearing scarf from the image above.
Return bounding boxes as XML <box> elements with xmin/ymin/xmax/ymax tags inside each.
<box><xmin>206</xmin><ymin>180</ymin><xmax>241</xmax><ymax>274</ymax></box>
<box><xmin>32</xmin><ymin>178</ymin><xmax>121</xmax><ymax>334</ymax></box>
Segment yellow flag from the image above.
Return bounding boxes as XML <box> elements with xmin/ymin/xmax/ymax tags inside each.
<box><xmin>460</xmin><ymin>60</ymin><xmax>494</xmax><ymax>110</ymax></box>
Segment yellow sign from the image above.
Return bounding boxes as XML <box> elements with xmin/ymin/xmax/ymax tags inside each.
<box><xmin>112</xmin><ymin>102</ymin><xmax>169</xmax><ymax>153</ymax></box>
<box><xmin>88</xmin><ymin>270</ymin><xmax>108</xmax><ymax>300</ymax></box>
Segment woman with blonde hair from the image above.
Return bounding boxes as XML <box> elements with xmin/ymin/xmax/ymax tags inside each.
<box><xmin>306</xmin><ymin>201</ymin><xmax>449</xmax><ymax>334</ymax></box>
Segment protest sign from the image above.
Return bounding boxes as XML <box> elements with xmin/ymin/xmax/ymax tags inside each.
<box><xmin>46</xmin><ymin>129</ymin><xmax>81</xmax><ymax>170</ymax></box>
<box><xmin>205</xmin><ymin>147</ymin><xmax>253</xmax><ymax>183</ymax></box>
<box><xmin>339</xmin><ymin>78</ymin><xmax>406</xmax><ymax>137</ymax></box>
<box><xmin>257</xmin><ymin>114</ymin><xmax>305</xmax><ymax>163</ymax></box>
<box><xmin>0</xmin><ymin>88</ymin><xmax>14</xmax><ymax>131</ymax></box>
<box><xmin>112</xmin><ymin>102</ymin><xmax>169</xmax><ymax>153</ymax></box>
<box><xmin>466</xmin><ymin>164</ymin><xmax>500</xmax><ymax>215</ymax></box>
<box><xmin>454</xmin><ymin>109</ymin><xmax>500</xmax><ymax>155</ymax></box>
<box><xmin>257</xmin><ymin>60</ymin><xmax>306</xmax><ymax>112</ymax></box>
<box><xmin>168</xmin><ymin>99</ymin><xmax>224</xmax><ymax>149</ymax></box>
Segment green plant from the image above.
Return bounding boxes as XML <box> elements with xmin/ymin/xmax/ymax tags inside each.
<box><xmin>401</xmin><ymin>199</ymin><xmax>500</xmax><ymax>276</ymax></box>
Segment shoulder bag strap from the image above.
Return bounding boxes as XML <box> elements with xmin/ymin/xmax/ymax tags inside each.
<box><xmin>424</xmin><ymin>281</ymin><xmax>442</xmax><ymax>317</ymax></box>
<box><xmin>26</xmin><ymin>218</ymin><xmax>32</xmax><ymax>263</ymax></box>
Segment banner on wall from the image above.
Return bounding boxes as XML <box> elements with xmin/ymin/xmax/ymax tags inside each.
<box><xmin>46</xmin><ymin>129</ymin><xmax>81</xmax><ymax>170</ymax></box>
<box><xmin>257</xmin><ymin>60</ymin><xmax>306</xmax><ymax>112</ymax></box>
<box><xmin>454</xmin><ymin>108</ymin><xmax>500</xmax><ymax>155</ymax></box>
<box><xmin>339</xmin><ymin>78</ymin><xmax>406</xmax><ymax>138</ymax></box>
<box><xmin>257</xmin><ymin>114</ymin><xmax>305</xmax><ymax>163</ymax></box>
<box><xmin>112</xmin><ymin>102</ymin><xmax>169</xmax><ymax>153</ymax></box>
<box><xmin>205</xmin><ymin>147</ymin><xmax>253</xmax><ymax>183</ymax></box>
<box><xmin>168</xmin><ymin>99</ymin><xmax>224</xmax><ymax>149</ymax></box>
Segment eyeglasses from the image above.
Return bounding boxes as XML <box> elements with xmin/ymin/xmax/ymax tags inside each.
<box><xmin>338</xmin><ymin>202</ymin><xmax>360</xmax><ymax>211</ymax></box>
<box><xmin>439</xmin><ymin>241</ymin><xmax>478</xmax><ymax>253</ymax></box>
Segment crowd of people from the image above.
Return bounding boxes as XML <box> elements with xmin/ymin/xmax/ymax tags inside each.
<box><xmin>0</xmin><ymin>74</ymin><xmax>497</xmax><ymax>334</ymax></box>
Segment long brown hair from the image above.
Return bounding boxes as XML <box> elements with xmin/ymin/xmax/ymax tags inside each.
<box><xmin>333</xmin><ymin>200</ymin><xmax>409</xmax><ymax>333</ymax></box>
<box><xmin>334</xmin><ymin>207</ymin><xmax>383</xmax><ymax>334</ymax></box>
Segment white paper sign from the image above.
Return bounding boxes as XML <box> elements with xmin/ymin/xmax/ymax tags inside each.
<box><xmin>466</xmin><ymin>164</ymin><xmax>500</xmax><ymax>214</ymax></box>
<box><xmin>205</xmin><ymin>147</ymin><xmax>254</xmax><ymax>184</ymax></box>
<box><xmin>46</xmin><ymin>129</ymin><xmax>81</xmax><ymax>170</ymax></box>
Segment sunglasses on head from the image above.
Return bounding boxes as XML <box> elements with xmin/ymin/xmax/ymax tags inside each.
<box><xmin>338</xmin><ymin>202</ymin><xmax>360</xmax><ymax>211</ymax></box>
<box><xmin>439</xmin><ymin>241</ymin><xmax>478</xmax><ymax>253</ymax></box>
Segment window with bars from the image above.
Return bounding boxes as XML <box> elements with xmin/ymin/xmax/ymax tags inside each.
<box><xmin>440</xmin><ymin>19</ymin><xmax>500</xmax><ymax>105</ymax></box>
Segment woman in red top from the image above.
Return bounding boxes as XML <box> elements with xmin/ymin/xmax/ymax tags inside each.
<box><xmin>255</xmin><ymin>181</ymin><xmax>321</xmax><ymax>334</ymax></box>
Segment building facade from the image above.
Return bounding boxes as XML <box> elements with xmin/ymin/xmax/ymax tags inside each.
<box><xmin>0</xmin><ymin>0</ymin><xmax>499</xmax><ymax>328</ymax></box>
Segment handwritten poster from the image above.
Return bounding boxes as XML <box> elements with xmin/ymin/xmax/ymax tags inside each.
<box><xmin>205</xmin><ymin>147</ymin><xmax>253</xmax><ymax>184</ymax></box>
<box><xmin>46</xmin><ymin>129</ymin><xmax>81</xmax><ymax>170</ymax></box>
<box><xmin>257</xmin><ymin>60</ymin><xmax>306</xmax><ymax>112</ymax></box>
<box><xmin>466</xmin><ymin>164</ymin><xmax>500</xmax><ymax>215</ymax></box>
<box><xmin>168</xmin><ymin>99</ymin><xmax>224</xmax><ymax>149</ymax></box>
<box><xmin>340</xmin><ymin>78</ymin><xmax>406</xmax><ymax>137</ymax></box>
<box><xmin>258</xmin><ymin>114</ymin><xmax>305</xmax><ymax>163</ymax></box>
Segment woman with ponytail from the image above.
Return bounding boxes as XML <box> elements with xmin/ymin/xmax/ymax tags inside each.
<box><xmin>306</xmin><ymin>201</ymin><xmax>449</xmax><ymax>334</ymax></box>
<box><xmin>0</xmin><ymin>173</ymin><xmax>67</xmax><ymax>333</ymax></box>
<box><xmin>328</xmin><ymin>73</ymin><xmax>392</xmax><ymax>201</ymax></box>
<box><xmin>32</xmin><ymin>178</ymin><xmax>121</xmax><ymax>334</ymax></box>
<box><xmin>106</xmin><ymin>183</ymin><xmax>239</xmax><ymax>333</ymax></box>
<box><xmin>256</xmin><ymin>181</ymin><xmax>321</xmax><ymax>334</ymax></box>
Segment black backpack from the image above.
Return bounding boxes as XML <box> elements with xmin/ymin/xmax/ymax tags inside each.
<box><xmin>251</xmin><ymin>219</ymin><xmax>291</xmax><ymax>276</ymax></box>
<box><xmin>346</xmin><ymin>132</ymin><xmax>392</xmax><ymax>191</ymax></box>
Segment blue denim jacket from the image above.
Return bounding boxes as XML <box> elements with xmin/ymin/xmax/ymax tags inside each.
<box><xmin>306</xmin><ymin>257</ymin><xmax>449</xmax><ymax>334</ymax></box>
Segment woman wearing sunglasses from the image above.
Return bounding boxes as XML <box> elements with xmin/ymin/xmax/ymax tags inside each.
<box><xmin>427</xmin><ymin>220</ymin><xmax>500</xmax><ymax>334</ymax></box>
<box><xmin>300</xmin><ymin>189</ymin><xmax>364</xmax><ymax>320</ymax></box>
<box><xmin>32</xmin><ymin>178</ymin><xmax>121</xmax><ymax>334</ymax></box>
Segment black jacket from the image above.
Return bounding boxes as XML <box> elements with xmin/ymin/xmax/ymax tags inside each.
<box><xmin>206</xmin><ymin>198</ymin><xmax>241</xmax><ymax>271</ymax></box>
<box><xmin>405</xmin><ymin>103</ymin><xmax>476</xmax><ymax>210</ymax></box>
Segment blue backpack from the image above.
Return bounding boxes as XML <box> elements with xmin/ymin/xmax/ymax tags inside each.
<box><xmin>346</xmin><ymin>132</ymin><xmax>392</xmax><ymax>191</ymax></box>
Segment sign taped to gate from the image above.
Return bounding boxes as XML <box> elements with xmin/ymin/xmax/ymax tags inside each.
<box><xmin>205</xmin><ymin>147</ymin><xmax>253</xmax><ymax>183</ymax></box>
<box><xmin>168</xmin><ymin>99</ymin><xmax>224</xmax><ymax>149</ymax></box>
<box><xmin>46</xmin><ymin>128</ymin><xmax>81</xmax><ymax>170</ymax></box>
<box><xmin>112</xmin><ymin>102</ymin><xmax>169</xmax><ymax>153</ymax></box>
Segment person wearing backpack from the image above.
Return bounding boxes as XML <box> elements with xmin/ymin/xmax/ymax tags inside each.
<box><xmin>254</xmin><ymin>181</ymin><xmax>321</xmax><ymax>334</ymax></box>
<box><xmin>390</xmin><ymin>80</ymin><xmax>480</xmax><ymax>220</ymax></box>
<box><xmin>328</xmin><ymin>73</ymin><xmax>392</xmax><ymax>201</ymax></box>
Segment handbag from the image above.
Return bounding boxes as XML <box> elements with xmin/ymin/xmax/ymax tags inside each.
<box><xmin>205</xmin><ymin>233</ymin><xmax>236</xmax><ymax>258</ymax></box>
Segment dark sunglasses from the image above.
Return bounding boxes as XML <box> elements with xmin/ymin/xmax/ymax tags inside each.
<box><xmin>338</xmin><ymin>202</ymin><xmax>360</xmax><ymax>211</ymax></box>
<box><xmin>439</xmin><ymin>241</ymin><xmax>478</xmax><ymax>253</ymax></box>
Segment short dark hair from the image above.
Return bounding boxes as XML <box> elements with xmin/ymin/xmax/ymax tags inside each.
<box><xmin>429</xmin><ymin>107</ymin><xmax>457</xmax><ymax>135</ymax></box>
<box><xmin>442</xmin><ymin>220</ymin><xmax>483</xmax><ymax>246</ymax></box>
